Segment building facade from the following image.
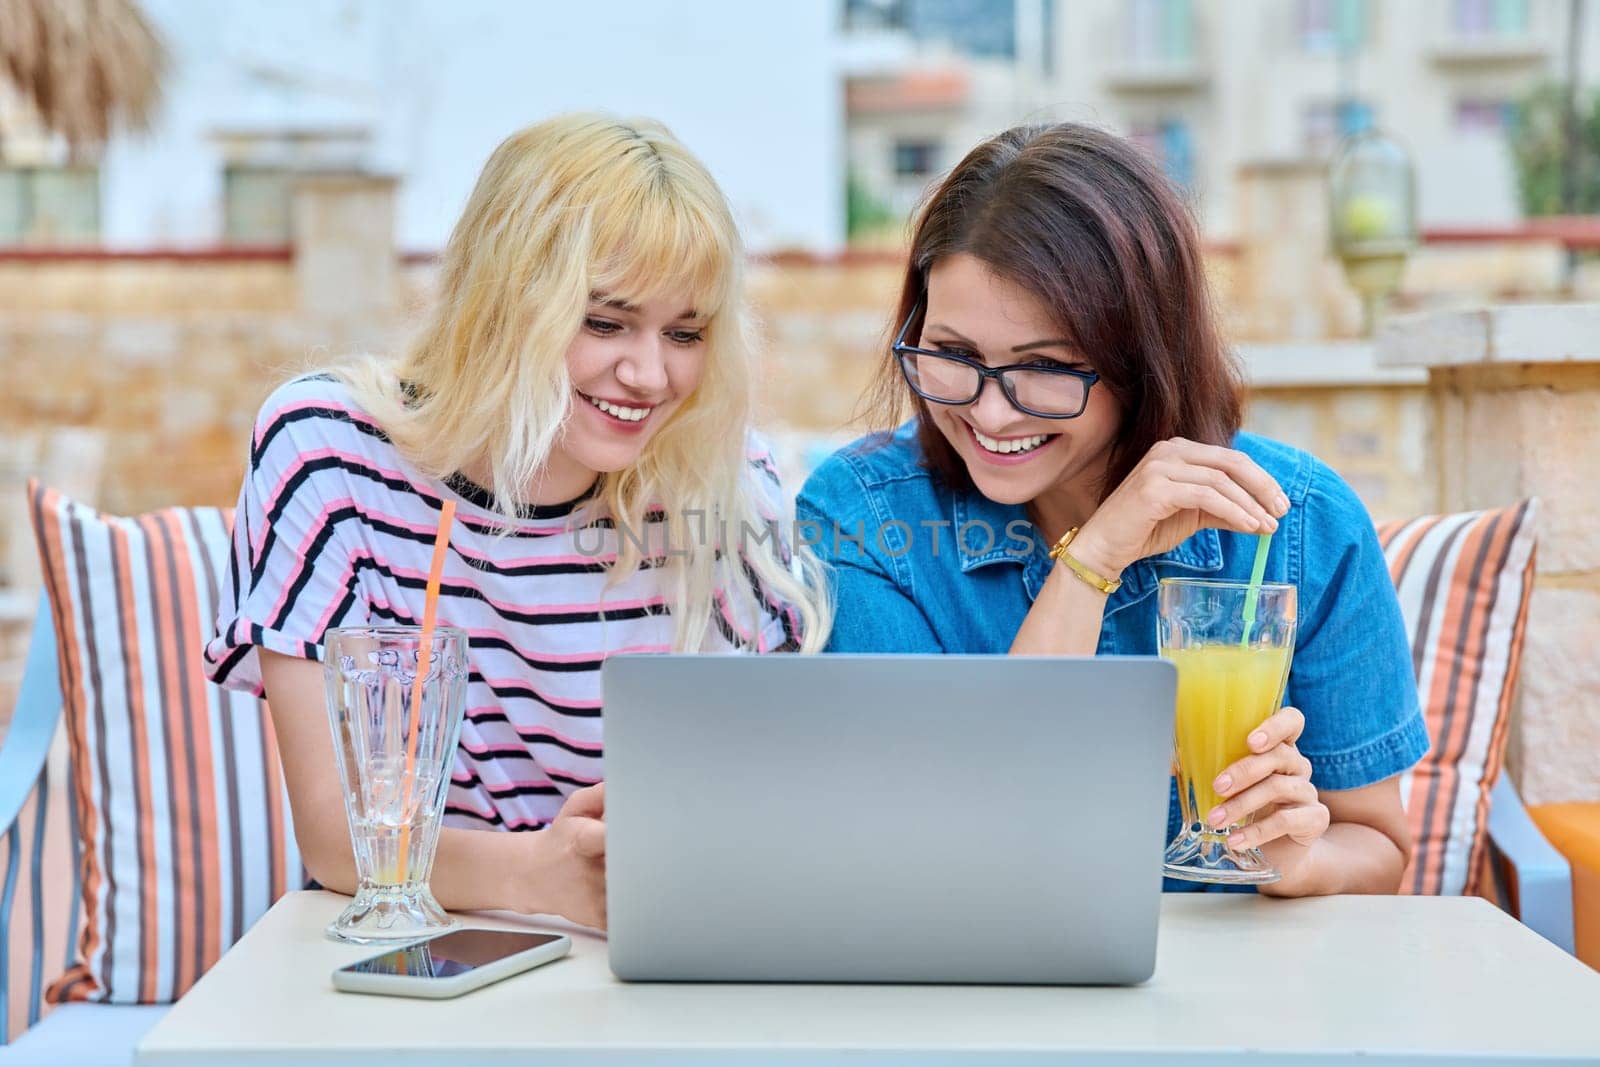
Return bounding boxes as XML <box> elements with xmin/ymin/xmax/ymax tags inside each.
<box><xmin>845</xmin><ymin>0</ymin><xmax>1600</xmax><ymax>239</ymax></box>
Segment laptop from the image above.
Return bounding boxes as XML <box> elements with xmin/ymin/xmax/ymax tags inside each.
<box><xmin>602</xmin><ymin>654</ymin><xmax>1176</xmax><ymax>985</ymax></box>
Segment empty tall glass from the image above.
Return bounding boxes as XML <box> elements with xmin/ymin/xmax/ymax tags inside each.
<box><xmin>323</xmin><ymin>626</ymin><xmax>468</xmax><ymax>943</ymax></box>
<box><xmin>1157</xmin><ymin>579</ymin><xmax>1297</xmax><ymax>885</ymax></box>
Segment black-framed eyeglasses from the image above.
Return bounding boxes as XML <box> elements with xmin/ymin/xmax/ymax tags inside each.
<box><xmin>892</xmin><ymin>291</ymin><xmax>1100</xmax><ymax>420</ymax></box>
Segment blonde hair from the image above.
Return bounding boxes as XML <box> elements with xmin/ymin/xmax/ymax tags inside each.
<box><xmin>341</xmin><ymin>113</ymin><xmax>832</xmax><ymax>652</ymax></box>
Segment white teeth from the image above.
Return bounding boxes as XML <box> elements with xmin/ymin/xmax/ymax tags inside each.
<box><xmin>973</xmin><ymin>429</ymin><xmax>1050</xmax><ymax>455</ymax></box>
<box><xmin>584</xmin><ymin>394</ymin><xmax>652</xmax><ymax>422</ymax></box>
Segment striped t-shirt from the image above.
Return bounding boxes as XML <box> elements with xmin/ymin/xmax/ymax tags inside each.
<box><xmin>204</xmin><ymin>374</ymin><xmax>801</xmax><ymax>831</ymax></box>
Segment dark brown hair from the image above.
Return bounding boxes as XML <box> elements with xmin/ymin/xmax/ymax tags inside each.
<box><xmin>868</xmin><ymin>122</ymin><xmax>1243</xmax><ymax>498</ymax></box>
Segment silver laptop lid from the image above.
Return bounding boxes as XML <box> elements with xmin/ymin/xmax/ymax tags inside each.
<box><xmin>604</xmin><ymin>654</ymin><xmax>1176</xmax><ymax>985</ymax></box>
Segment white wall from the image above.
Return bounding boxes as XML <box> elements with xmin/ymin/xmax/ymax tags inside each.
<box><xmin>100</xmin><ymin>0</ymin><xmax>843</xmax><ymax>254</ymax></box>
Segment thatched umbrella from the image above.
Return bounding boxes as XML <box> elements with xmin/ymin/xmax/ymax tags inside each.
<box><xmin>0</xmin><ymin>0</ymin><xmax>165</xmax><ymax>155</ymax></box>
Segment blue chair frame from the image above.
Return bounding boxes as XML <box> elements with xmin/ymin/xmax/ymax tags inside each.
<box><xmin>0</xmin><ymin>593</ymin><xmax>81</xmax><ymax>1045</ymax></box>
<box><xmin>1487</xmin><ymin>773</ymin><xmax>1576</xmax><ymax>955</ymax></box>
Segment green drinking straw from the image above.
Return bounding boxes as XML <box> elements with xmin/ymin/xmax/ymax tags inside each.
<box><xmin>1239</xmin><ymin>530</ymin><xmax>1273</xmax><ymax>649</ymax></box>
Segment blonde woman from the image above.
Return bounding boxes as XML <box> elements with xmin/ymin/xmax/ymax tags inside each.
<box><xmin>204</xmin><ymin>115</ymin><xmax>831</xmax><ymax>930</ymax></box>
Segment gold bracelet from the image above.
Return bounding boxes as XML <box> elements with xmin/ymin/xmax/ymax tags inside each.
<box><xmin>1048</xmin><ymin>527</ymin><xmax>1122</xmax><ymax>595</ymax></box>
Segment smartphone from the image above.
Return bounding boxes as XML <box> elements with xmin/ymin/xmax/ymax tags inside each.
<box><xmin>331</xmin><ymin>927</ymin><xmax>571</xmax><ymax>999</ymax></box>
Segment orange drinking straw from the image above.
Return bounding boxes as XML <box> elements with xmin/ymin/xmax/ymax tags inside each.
<box><xmin>396</xmin><ymin>499</ymin><xmax>456</xmax><ymax>884</ymax></box>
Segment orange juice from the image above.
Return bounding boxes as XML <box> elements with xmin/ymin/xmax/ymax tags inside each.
<box><xmin>1164</xmin><ymin>646</ymin><xmax>1291</xmax><ymax>825</ymax></box>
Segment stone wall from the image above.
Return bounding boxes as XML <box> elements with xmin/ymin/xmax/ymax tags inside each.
<box><xmin>0</xmin><ymin>247</ymin><xmax>1431</xmax><ymax>733</ymax></box>
<box><xmin>1380</xmin><ymin>306</ymin><xmax>1600</xmax><ymax>806</ymax></box>
<box><xmin>1235</xmin><ymin>344</ymin><xmax>1430</xmax><ymax>522</ymax></box>
<box><xmin>0</xmin><ymin>239</ymin><xmax>1556</xmax><ymax>521</ymax></box>
<box><xmin>0</xmin><ymin>257</ymin><xmax>297</xmax><ymax>314</ymax></box>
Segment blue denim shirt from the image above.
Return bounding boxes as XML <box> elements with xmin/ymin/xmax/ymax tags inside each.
<box><xmin>796</xmin><ymin>422</ymin><xmax>1429</xmax><ymax>891</ymax></box>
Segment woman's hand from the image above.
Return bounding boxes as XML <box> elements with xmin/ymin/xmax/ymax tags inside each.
<box><xmin>526</xmin><ymin>783</ymin><xmax>608</xmax><ymax>929</ymax></box>
<box><xmin>1206</xmin><ymin>707</ymin><xmax>1331</xmax><ymax>883</ymax></box>
<box><xmin>1068</xmin><ymin>438</ymin><xmax>1289</xmax><ymax>579</ymax></box>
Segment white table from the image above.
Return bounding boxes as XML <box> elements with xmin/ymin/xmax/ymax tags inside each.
<box><xmin>136</xmin><ymin>890</ymin><xmax>1600</xmax><ymax>1065</ymax></box>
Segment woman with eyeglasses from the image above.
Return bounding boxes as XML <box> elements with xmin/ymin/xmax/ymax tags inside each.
<box><xmin>797</xmin><ymin>123</ymin><xmax>1426</xmax><ymax>896</ymax></box>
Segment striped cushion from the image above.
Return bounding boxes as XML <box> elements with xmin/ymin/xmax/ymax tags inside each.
<box><xmin>1380</xmin><ymin>500</ymin><xmax>1538</xmax><ymax>897</ymax></box>
<box><xmin>27</xmin><ymin>481</ymin><xmax>300</xmax><ymax>1005</ymax></box>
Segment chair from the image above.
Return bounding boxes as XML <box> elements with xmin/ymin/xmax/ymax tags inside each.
<box><xmin>1</xmin><ymin>593</ymin><xmax>169</xmax><ymax>1060</ymax></box>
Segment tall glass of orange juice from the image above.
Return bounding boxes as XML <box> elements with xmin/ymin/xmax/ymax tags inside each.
<box><xmin>1156</xmin><ymin>578</ymin><xmax>1297</xmax><ymax>884</ymax></box>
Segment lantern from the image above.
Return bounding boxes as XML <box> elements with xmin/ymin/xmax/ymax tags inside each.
<box><xmin>1329</xmin><ymin>128</ymin><xmax>1417</xmax><ymax>334</ymax></box>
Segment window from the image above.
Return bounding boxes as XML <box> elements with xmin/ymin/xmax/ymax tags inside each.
<box><xmin>1128</xmin><ymin>0</ymin><xmax>1194</xmax><ymax>63</ymax></box>
<box><xmin>856</xmin><ymin>0</ymin><xmax>1016</xmax><ymax>59</ymax></box>
<box><xmin>1304</xmin><ymin>99</ymin><xmax>1375</xmax><ymax>156</ymax></box>
<box><xmin>215</xmin><ymin>128</ymin><xmax>371</xmax><ymax>243</ymax></box>
<box><xmin>1452</xmin><ymin>0</ymin><xmax>1529</xmax><ymax>36</ymax></box>
<box><xmin>893</xmin><ymin>140</ymin><xmax>940</xmax><ymax>178</ymax></box>
<box><xmin>1299</xmin><ymin>0</ymin><xmax>1367</xmax><ymax>54</ymax></box>
<box><xmin>0</xmin><ymin>166</ymin><xmax>100</xmax><ymax>245</ymax></box>
<box><xmin>1130</xmin><ymin>119</ymin><xmax>1195</xmax><ymax>189</ymax></box>
<box><xmin>844</xmin><ymin>0</ymin><xmax>905</xmax><ymax>32</ymax></box>
<box><xmin>1455</xmin><ymin>98</ymin><xmax>1517</xmax><ymax>133</ymax></box>
<box><xmin>223</xmin><ymin>166</ymin><xmax>292</xmax><ymax>243</ymax></box>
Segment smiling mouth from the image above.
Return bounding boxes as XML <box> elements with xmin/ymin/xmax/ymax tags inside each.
<box><xmin>578</xmin><ymin>391</ymin><xmax>656</xmax><ymax>423</ymax></box>
<box><xmin>969</xmin><ymin>425</ymin><xmax>1058</xmax><ymax>456</ymax></box>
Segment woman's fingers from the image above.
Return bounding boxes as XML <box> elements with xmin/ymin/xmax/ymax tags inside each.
<box><xmin>1251</xmin><ymin>707</ymin><xmax>1307</xmax><ymax>751</ymax></box>
<box><xmin>571</xmin><ymin>817</ymin><xmax>606</xmax><ymax>860</ymax></box>
<box><xmin>1228</xmin><ymin>801</ymin><xmax>1330</xmax><ymax>851</ymax></box>
<box><xmin>1167</xmin><ymin>464</ymin><xmax>1279</xmax><ymax>533</ymax></box>
<box><xmin>1168</xmin><ymin>482</ymin><xmax>1263</xmax><ymax>535</ymax></box>
<box><xmin>1215</xmin><ymin>711</ymin><xmax>1310</xmax><ymax>797</ymax></box>
<box><xmin>1208</xmin><ymin>707</ymin><xmax>1321</xmax><ymax>842</ymax></box>
<box><xmin>560</xmin><ymin>782</ymin><xmax>606</xmax><ymax>819</ymax></box>
<box><xmin>1206</xmin><ymin>768</ymin><xmax>1318</xmax><ymax>829</ymax></box>
<box><xmin>1162</xmin><ymin>437</ymin><xmax>1289</xmax><ymax>518</ymax></box>
<box><xmin>1215</xmin><ymin>742</ymin><xmax>1312</xmax><ymax>800</ymax></box>
<box><xmin>1082</xmin><ymin>436</ymin><xmax>1291</xmax><ymax>576</ymax></box>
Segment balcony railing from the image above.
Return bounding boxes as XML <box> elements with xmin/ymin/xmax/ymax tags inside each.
<box><xmin>1428</xmin><ymin>33</ymin><xmax>1550</xmax><ymax>65</ymax></box>
<box><xmin>1104</xmin><ymin>61</ymin><xmax>1208</xmax><ymax>93</ymax></box>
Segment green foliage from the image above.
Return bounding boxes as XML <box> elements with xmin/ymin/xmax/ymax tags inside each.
<box><xmin>846</xmin><ymin>172</ymin><xmax>896</xmax><ymax>240</ymax></box>
<box><xmin>1508</xmin><ymin>82</ymin><xmax>1600</xmax><ymax>216</ymax></box>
